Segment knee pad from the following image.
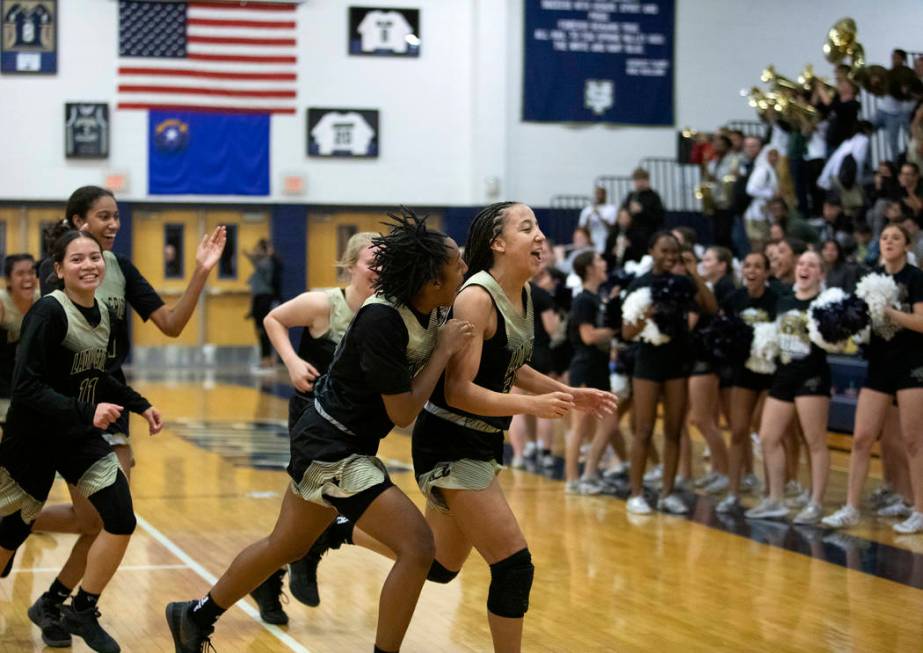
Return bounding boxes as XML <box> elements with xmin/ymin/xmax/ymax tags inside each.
<box><xmin>487</xmin><ymin>548</ymin><xmax>534</xmax><ymax>619</ymax></box>
<box><xmin>426</xmin><ymin>559</ymin><xmax>459</xmax><ymax>584</ymax></box>
<box><xmin>87</xmin><ymin>472</ymin><xmax>136</xmax><ymax>536</ymax></box>
<box><xmin>0</xmin><ymin>511</ymin><xmax>34</xmax><ymax>550</ymax></box>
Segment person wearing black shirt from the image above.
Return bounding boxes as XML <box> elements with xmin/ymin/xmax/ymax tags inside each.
<box><xmin>565</xmin><ymin>250</ymin><xmax>617</xmax><ymax>495</ymax></box>
<box><xmin>253</xmin><ymin>232</ymin><xmax>377</xmax><ymax>619</ymax></box>
<box><xmin>167</xmin><ymin>210</ymin><xmax>474</xmax><ymax>653</ymax></box>
<box><xmin>615</xmin><ymin>168</ymin><xmax>665</xmax><ymax>264</ymax></box>
<box><xmin>824</xmin><ymin>224</ymin><xmax>923</xmax><ymax>534</ymax></box>
<box><xmin>0</xmin><ymin>254</ymin><xmax>37</xmax><ymax>420</ymax></box>
<box><xmin>0</xmin><ymin>231</ymin><xmax>162</xmax><ymax>653</ymax></box>
<box><xmin>715</xmin><ymin>253</ymin><xmax>779</xmax><ymax>513</ymax></box>
<box><xmin>622</xmin><ymin>232</ymin><xmax>717</xmax><ymax>515</ymax></box>
<box><xmin>746</xmin><ymin>251</ymin><xmax>830</xmax><ymax>524</ymax></box>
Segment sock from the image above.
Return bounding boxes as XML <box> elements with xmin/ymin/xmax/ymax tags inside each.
<box><xmin>47</xmin><ymin>578</ymin><xmax>72</xmax><ymax>604</ymax></box>
<box><xmin>190</xmin><ymin>593</ymin><xmax>226</xmax><ymax>629</ymax></box>
<box><xmin>73</xmin><ymin>587</ymin><xmax>100</xmax><ymax>612</ymax></box>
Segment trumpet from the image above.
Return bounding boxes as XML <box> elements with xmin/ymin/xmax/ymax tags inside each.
<box><xmin>761</xmin><ymin>66</ymin><xmax>802</xmax><ymax>94</ymax></box>
<box><xmin>798</xmin><ymin>64</ymin><xmax>835</xmax><ymax>94</ymax></box>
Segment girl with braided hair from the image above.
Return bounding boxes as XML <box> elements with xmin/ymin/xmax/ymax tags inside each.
<box><xmin>167</xmin><ymin>209</ymin><xmax>474</xmax><ymax>653</ymax></box>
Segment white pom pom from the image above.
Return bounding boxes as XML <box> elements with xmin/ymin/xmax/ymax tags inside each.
<box><xmin>621</xmin><ymin>287</ymin><xmax>670</xmax><ymax>346</ymax></box>
<box><xmin>855</xmin><ymin>273</ymin><xmax>900</xmax><ymax>340</ymax></box>
<box><xmin>806</xmin><ymin>288</ymin><xmax>849</xmax><ymax>353</ymax></box>
<box><xmin>746</xmin><ymin>321</ymin><xmax>779</xmax><ymax>375</ymax></box>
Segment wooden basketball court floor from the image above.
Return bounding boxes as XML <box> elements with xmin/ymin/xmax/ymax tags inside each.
<box><xmin>2</xmin><ymin>372</ymin><xmax>922</xmax><ymax>652</ymax></box>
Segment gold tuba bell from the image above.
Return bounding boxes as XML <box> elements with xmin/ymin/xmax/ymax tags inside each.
<box><xmin>822</xmin><ymin>17</ymin><xmax>886</xmax><ymax>96</ymax></box>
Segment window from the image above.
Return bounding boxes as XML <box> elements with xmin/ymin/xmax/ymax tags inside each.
<box><xmin>219</xmin><ymin>223</ymin><xmax>238</xmax><ymax>279</ymax></box>
<box><xmin>336</xmin><ymin>224</ymin><xmax>358</xmax><ymax>263</ymax></box>
<box><xmin>163</xmin><ymin>224</ymin><xmax>184</xmax><ymax>278</ymax></box>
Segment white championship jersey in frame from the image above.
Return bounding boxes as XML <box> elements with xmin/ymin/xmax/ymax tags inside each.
<box><xmin>311</xmin><ymin>112</ymin><xmax>375</xmax><ymax>156</ymax></box>
<box><xmin>357</xmin><ymin>10</ymin><xmax>413</xmax><ymax>53</ymax></box>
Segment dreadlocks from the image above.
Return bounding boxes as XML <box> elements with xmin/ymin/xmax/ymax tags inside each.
<box><xmin>463</xmin><ymin>201</ymin><xmax>517</xmax><ymax>279</ymax></box>
<box><xmin>372</xmin><ymin>207</ymin><xmax>450</xmax><ymax>307</ymax></box>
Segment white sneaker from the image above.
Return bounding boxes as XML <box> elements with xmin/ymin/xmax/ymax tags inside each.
<box><xmin>741</xmin><ymin>473</ymin><xmax>762</xmax><ymax>495</ymax></box>
<box><xmin>703</xmin><ymin>474</ymin><xmax>729</xmax><ymax>495</ymax></box>
<box><xmin>673</xmin><ymin>476</ymin><xmax>690</xmax><ymax>492</ymax></box>
<box><xmin>792</xmin><ymin>502</ymin><xmax>823</xmax><ymax>525</ymax></box>
<box><xmin>745</xmin><ymin>498</ymin><xmax>789</xmax><ymax>520</ymax></box>
<box><xmin>879</xmin><ymin>501</ymin><xmax>913</xmax><ymax>518</ymax></box>
<box><xmin>821</xmin><ymin>505</ymin><xmax>860</xmax><ymax>529</ymax></box>
<box><xmin>893</xmin><ymin>512</ymin><xmax>923</xmax><ymax>534</ymax></box>
<box><xmin>577</xmin><ymin>477</ymin><xmax>605</xmax><ymax>496</ymax></box>
<box><xmin>627</xmin><ymin>495</ymin><xmax>653</xmax><ymax>515</ymax></box>
<box><xmin>657</xmin><ymin>493</ymin><xmax>689</xmax><ymax>515</ymax></box>
<box><xmin>785</xmin><ymin>480</ymin><xmax>805</xmax><ymax>498</ymax></box>
<box><xmin>643</xmin><ymin>464</ymin><xmax>663</xmax><ymax>484</ymax></box>
<box><xmin>751</xmin><ymin>432</ymin><xmax>762</xmax><ymax>460</ymax></box>
<box><xmin>523</xmin><ymin>441</ymin><xmax>538</xmax><ymax>459</ymax></box>
<box><xmin>716</xmin><ymin>494</ymin><xmax>740</xmax><ymax>514</ymax></box>
<box><xmin>511</xmin><ymin>455</ymin><xmax>526</xmax><ymax>470</ymax></box>
<box><xmin>694</xmin><ymin>471</ymin><xmax>719</xmax><ymax>489</ymax></box>
<box><xmin>869</xmin><ymin>483</ymin><xmax>894</xmax><ymax>507</ymax></box>
<box><xmin>564</xmin><ymin>480</ymin><xmax>579</xmax><ymax>494</ymax></box>
<box><xmin>602</xmin><ymin>462</ymin><xmax>629</xmax><ymax>480</ymax></box>
<box><xmin>540</xmin><ymin>454</ymin><xmax>556</xmax><ymax>469</ymax></box>
<box><xmin>785</xmin><ymin>490</ymin><xmax>810</xmax><ymax>509</ymax></box>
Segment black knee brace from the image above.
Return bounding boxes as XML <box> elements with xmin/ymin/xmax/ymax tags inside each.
<box><xmin>0</xmin><ymin>511</ymin><xmax>33</xmax><ymax>550</ymax></box>
<box><xmin>87</xmin><ymin>472</ymin><xmax>136</xmax><ymax>536</ymax></box>
<box><xmin>426</xmin><ymin>559</ymin><xmax>459</xmax><ymax>584</ymax></box>
<box><xmin>487</xmin><ymin>548</ymin><xmax>534</xmax><ymax>618</ymax></box>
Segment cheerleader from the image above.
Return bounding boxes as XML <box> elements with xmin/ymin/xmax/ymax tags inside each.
<box><xmin>715</xmin><ymin>252</ymin><xmax>779</xmax><ymax>513</ymax></box>
<box><xmin>823</xmin><ymin>223</ymin><xmax>923</xmax><ymax>533</ymax></box>
<box><xmin>248</xmin><ymin>232</ymin><xmax>377</xmax><ymax>620</ymax></box>
<box><xmin>167</xmin><ymin>211</ymin><xmax>474</xmax><ymax>653</ymax></box>
<box><xmin>0</xmin><ymin>254</ymin><xmax>38</xmax><ymax>421</ymax></box>
<box><xmin>746</xmin><ymin>250</ymin><xmax>830</xmax><ymax>523</ymax></box>
<box><xmin>623</xmin><ymin>232</ymin><xmax>717</xmax><ymax>515</ymax></box>
<box><xmin>0</xmin><ymin>231</ymin><xmax>162</xmax><ymax>652</ymax></box>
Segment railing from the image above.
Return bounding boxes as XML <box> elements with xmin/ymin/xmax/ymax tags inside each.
<box><xmin>725</xmin><ymin>120</ymin><xmax>766</xmax><ymax>138</ymax></box>
<box><xmin>595</xmin><ymin>157</ymin><xmax>701</xmax><ymax>212</ymax></box>
<box><xmin>549</xmin><ymin>194</ymin><xmax>593</xmax><ymax>210</ymax></box>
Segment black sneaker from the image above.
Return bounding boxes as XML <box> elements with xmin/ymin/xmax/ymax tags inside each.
<box><xmin>27</xmin><ymin>593</ymin><xmax>72</xmax><ymax>648</ymax></box>
<box><xmin>166</xmin><ymin>601</ymin><xmax>216</xmax><ymax>653</ymax></box>
<box><xmin>60</xmin><ymin>603</ymin><xmax>120</xmax><ymax>653</ymax></box>
<box><xmin>249</xmin><ymin>569</ymin><xmax>288</xmax><ymax>625</ymax></box>
<box><xmin>289</xmin><ymin>523</ymin><xmax>337</xmax><ymax>607</ymax></box>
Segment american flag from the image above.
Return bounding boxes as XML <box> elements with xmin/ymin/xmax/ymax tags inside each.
<box><xmin>117</xmin><ymin>1</ymin><xmax>297</xmax><ymax>115</ymax></box>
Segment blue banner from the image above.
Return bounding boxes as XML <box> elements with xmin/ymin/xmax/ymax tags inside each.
<box><xmin>523</xmin><ymin>0</ymin><xmax>675</xmax><ymax>125</ymax></box>
<box><xmin>148</xmin><ymin>111</ymin><xmax>270</xmax><ymax>196</ymax></box>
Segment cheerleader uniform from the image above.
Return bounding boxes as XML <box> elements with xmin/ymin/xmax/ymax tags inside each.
<box><xmin>690</xmin><ymin>274</ymin><xmax>737</xmax><ymax>376</ymax></box>
<box><xmin>39</xmin><ymin>252</ymin><xmax>163</xmax><ymax>446</ymax></box>
<box><xmin>862</xmin><ymin>263</ymin><xmax>923</xmax><ymax>394</ymax></box>
<box><xmin>625</xmin><ymin>272</ymin><xmax>697</xmax><ymax>382</ymax></box>
<box><xmin>769</xmin><ymin>292</ymin><xmax>831</xmax><ymax>401</ymax></box>
<box><xmin>412</xmin><ymin>271</ymin><xmax>533</xmax><ymax>511</ymax></box>
<box><xmin>721</xmin><ymin>286</ymin><xmax>779</xmax><ymax>392</ymax></box>
<box><xmin>287</xmin><ymin>288</ymin><xmax>355</xmax><ymax>430</ymax></box>
<box><xmin>567</xmin><ymin>289</ymin><xmax>610</xmax><ymax>390</ymax></box>
<box><xmin>0</xmin><ymin>291</ymin><xmax>150</xmax><ymax>542</ymax></box>
<box><xmin>0</xmin><ymin>288</ymin><xmax>30</xmax><ymax>421</ymax></box>
<box><xmin>288</xmin><ymin>295</ymin><xmax>444</xmax><ymax>521</ymax></box>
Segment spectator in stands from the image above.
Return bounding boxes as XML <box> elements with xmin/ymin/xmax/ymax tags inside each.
<box><xmin>899</xmin><ymin>161</ymin><xmax>923</xmax><ymax>224</ymax></box>
<box><xmin>605</xmin><ymin>207</ymin><xmax>646</xmax><ymax>266</ymax></box>
<box><xmin>818</xmin><ymin>77</ymin><xmax>860</xmax><ymax>153</ymax></box>
<box><xmin>704</xmin><ymin>134</ymin><xmax>740</xmax><ymax>251</ymax></box>
<box><xmin>769</xmin><ymin>222</ymin><xmax>786</xmax><ymax>241</ymax></box>
<box><xmin>908</xmin><ymin>102</ymin><xmax>923</xmax><ymax>170</ymax></box>
<box><xmin>818</xmin><ymin>121</ymin><xmax>872</xmax><ymax>218</ymax></box>
<box><xmin>560</xmin><ymin>226</ymin><xmax>595</xmax><ymax>274</ymax></box>
<box><xmin>672</xmin><ymin>226</ymin><xmax>705</xmax><ymax>261</ymax></box>
<box><xmin>821</xmin><ymin>239</ymin><xmax>862</xmax><ymax>292</ymax></box>
<box><xmin>620</xmin><ymin>167</ymin><xmax>665</xmax><ymax>253</ymax></box>
<box><xmin>743</xmin><ymin>147</ymin><xmax>780</xmax><ymax>247</ymax></box>
<box><xmin>728</xmin><ymin>129</ymin><xmax>745</xmax><ymax>155</ymax></box>
<box><xmin>873</xmin><ymin>49</ymin><xmax>917</xmax><ymax>160</ymax></box>
<box><xmin>816</xmin><ymin>196</ymin><xmax>854</xmax><ymax>247</ymax></box>
<box><xmin>865</xmin><ymin>162</ymin><xmax>901</xmax><ymax>238</ymax></box>
<box><xmin>901</xmin><ymin>215</ymin><xmax>923</xmax><ymax>264</ymax></box>
<box><xmin>767</xmin><ymin>198</ymin><xmax>819</xmax><ymax>245</ymax></box>
<box><xmin>853</xmin><ymin>223</ymin><xmax>875</xmax><ymax>265</ymax></box>
<box><xmin>799</xmin><ymin>117</ymin><xmax>829</xmax><ymax>218</ymax></box>
<box><xmin>579</xmin><ymin>186</ymin><xmax>617</xmax><ymax>254</ymax></box>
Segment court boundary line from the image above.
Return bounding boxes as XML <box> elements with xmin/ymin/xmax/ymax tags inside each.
<box><xmin>136</xmin><ymin>515</ymin><xmax>312</xmax><ymax>653</ymax></box>
<box><xmin>8</xmin><ymin>563</ymin><xmax>189</xmax><ymax>574</ymax></box>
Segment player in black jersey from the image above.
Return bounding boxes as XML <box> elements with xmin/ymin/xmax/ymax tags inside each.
<box><xmin>824</xmin><ymin>223</ymin><xmax>923</xmax><ymax>533</ymax></box>
<box><xmin>0</xmin><ymin>231</ymin><xmax>163</xmax><ymax>652</ymax></box>
<box><xmin>252</xmin><ymin>232</ymin><xmax>377</xmax><ymax>619</ymax></box>
<box><xmin>167</xmin><ymin>210</ymin><xmax>474</xmax><ymax>653</ymax></box>
<box><xmin>715</xmin><ymin>252</ymin><xmax>779</xmax><ymax>513</ymax></box>
<box><xmin>0</xmin><ymin>254</ymin><xmax>38</xmax><ymax>420</ymax></box>
<box><xmin>746</xmin><ymin>250</ymin><xmax>830</xmax><ymax>524</ymax></box>
<box><xmin>623</xmin><ymin>232</ymin><xmax>716</xmax><ymax>515</ymax></box>
<box><xmin>27</xmin><ymin>186</ymin><xmax>225</xmax><ymax>644</ymax></box>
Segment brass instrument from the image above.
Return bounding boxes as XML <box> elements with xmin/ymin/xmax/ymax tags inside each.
<box><xmin>797</xmin><ymin>64</ymin><xmax>835</xmax><ymax>94</ymax></box>
<box><xmin>761</xmin><ymin>66</ymin><xmax>802</xmax><ymax>94</ymax></box>
<box><xmin>822</xmin><ymin>17</ymin><xmax>885</xmax><ymax>96</ymax></box>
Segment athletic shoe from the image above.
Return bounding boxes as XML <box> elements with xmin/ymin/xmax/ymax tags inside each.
<box><xmin>577</xmin><ymin>477</ymin><xmax>605</xmax><ymax>495</ymax></box>
<box><xmin>510</xmin><ymin>455</ymin><xmax>526</xmax><ymax>470</ymax></box>
<box><xmin>694</xmin><ymin>471</ymin><xmax>718</xmax><ymax>489</ymax></box>
<box><xmin>784</xmin><ymin>480</ymin><xmax>805</xmax><ymax>498</ymax></box>
<box><xmin>878</xmin><ymin>500</ymin><xmax>913</xmax><ymax>518</ymax></box>
<box><xmin>60</xmin><ymin>603</ymin><xmax>120</xmax><ymax>653</ymax></box>
<box><xmin>602</xmin><ymin>462</ymin><xmax>629</xmax><ymax>480</ymax></box>
<box><xmin>249</xmin><ymin>569</ymin><xmax>288</xmax><ymax>625</ymax></box>
<box><xmin>741</xmin><ymin>474</ymin><xmax>762</xmax><ymax>495</ymax></box>
<box><xmin>626</xmin><ymin>495</ymin><xmax>653</xmax><ymax>515</ymax></box>
<box><xmin>703</xmin><ymin>474</ymin><xmax>729</xmax><ymax>495</ymax></box>
<box><xmin>642</xmin><ymin>464</ymin><xmax>663</xmax><ymax>485</ymax></box>
<box><xmin>785</xmin><ymin>490</ymin><xmax>810</xmax><ymax>509</ymax></box>
<box><xmin>523</xmin><ymin>441</ymin><xmax>538</xmax><ymax>459</ymax></box>
<box><xmin>745</xmin><ymin>498</ymin><xmax>789</xmax><ymax>520</ymax></box>
<box><xmin>792</xmin><ymin>502</ymin><xmax>823</xmax><ymax>525</ymax></box>
<box><xmin>821</xmin><ymin>505</ymin><xmax>860</xmax><ymax>529</ymax></box>
<box><xmin>893</xmin><ymin>512</ymin><xmax>923</xmax><ymax>534</ymax></box>
<box><xmin>540</xmin><ymin>454</ymin><xmax>556</xmax><ymax>470</ymax></box>
<box><xmin>27</xmin><ymin>593</ymin><xmax>71</xmax><ymax>647</ymax></box>
<box><xmin>715</xmin><ymin>494</ymin><xmax>741</xmax><ymax>514</ymax></box>
<box><xmin>657</xmin><ymin>493</ymin><xmax>689</xmax><ymax>515</ymax></box>
<box><xmin>673</xmin><ymin>476</ymin><xmax>690</xmax><ymax>493</ymax></box>
<box><xmin>564</xmin><ymin>480</ymin><xmax>580</xmax><ymax>494</ymax></box>
<box><xmin>869</xmin><ymin>484</ymin><xmax>895</xmax><ymax>508</ymax></box>
<box><xmin>166</xmin><ymin>600</ymin><xmax>215</xmax><ymax>653</ymax></box>
<box><xmin>290</xmin><ymin>517</ymin><xmax>347</xmax><ymax>607</ymax></box>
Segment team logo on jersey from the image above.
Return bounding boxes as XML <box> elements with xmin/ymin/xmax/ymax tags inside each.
<box><xmin>1</xmin><ymin>0</ymin><xmax>57</xmax><ymax>73</ymax></box>
<box><xmin>153</xmin><ymin>118</ymin><xmax>189</xmax><ymax>153</ymax></box>
<box><xmin>910</xmin><ymin>366</ymin><xmax>923</xmax><ymax>382</ymax></box>
<box><xmin>740</xmin><ymin>307</ymin><xmax>770</xmax><ymax>326</ymax></box>
<box><xmin>585</xmin><ymin>79</ymin><xmax>614</xmax><ymax>116</ymax></box>
<box><xmin>70</xmin><ymin>347</ymin><xmax>107</xmax><ymax>375</ymax></box>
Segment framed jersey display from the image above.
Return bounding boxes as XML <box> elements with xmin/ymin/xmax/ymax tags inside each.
<box><xmin>307</xmin><ymin>108</ymin><xmax>379</xmax><ymax>158</ymax></box>
<box><xmin>65</xmin><ymin>103</ymin><xmax>109</xmax><ymax>159</ymax></box>
<box><xmin>1</xmin><ymin>0</ymin><xmax>57</xmax><ymax>73</ymax></box>
<box><xmin>348</xmin><ymin>6</ymin><xmax>419</xmax><ymax>57</ymax></box>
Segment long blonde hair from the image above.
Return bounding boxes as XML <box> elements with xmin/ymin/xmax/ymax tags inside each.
<box><xmin>336</xmin><ymin>232</ymin><xmax>377</xmax><ymax>281</ymax></box>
